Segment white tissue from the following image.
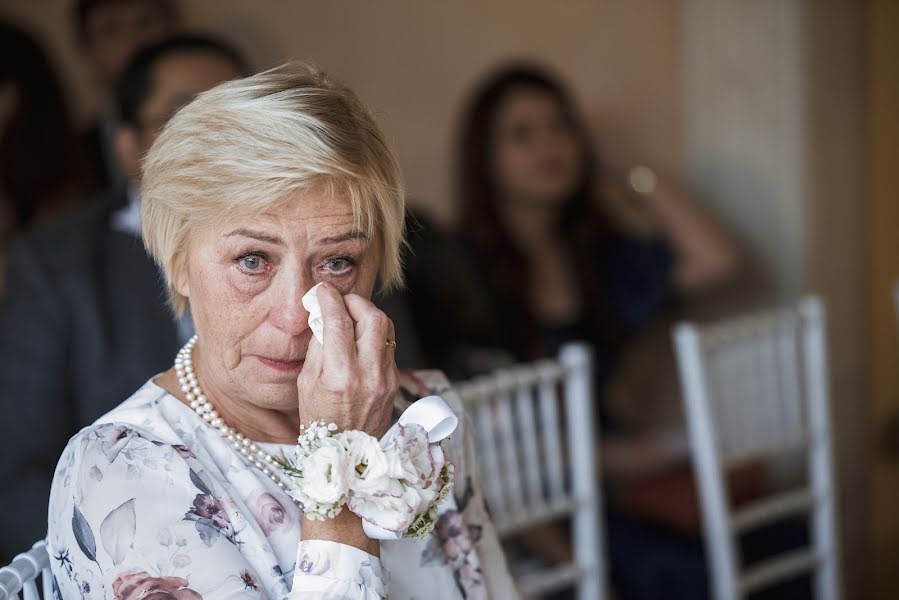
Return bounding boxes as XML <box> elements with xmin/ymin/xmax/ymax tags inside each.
<box><xmin>302</xmin><ymin>282</ymin><xmax>325</xmax><ymax>343</ymax></box>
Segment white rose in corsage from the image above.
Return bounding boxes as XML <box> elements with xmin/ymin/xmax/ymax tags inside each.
<box><xmin>276</xmin><ymin>422</ymin><xmax>352</xmax><ymax>520</ymax></box>
<box><xmin>339</xmin><ymin>430</ymin><xmax>392</xmax><ymax>494</ymax></box>
<box><xmin>298</xmin><ymin>438</ymin><xmax>351</xmax><ymax>505</ymax></box>
<box><xmin>349</xmin><ymin>422</ymin><xmax>454</xmax><ymax>538</ymax></box>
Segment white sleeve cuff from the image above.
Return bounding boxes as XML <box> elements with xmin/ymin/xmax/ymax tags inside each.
<box><xmin>291</xmin><ymin>539</ymin><xmax>387</xmax><ymax>599</ymax></box>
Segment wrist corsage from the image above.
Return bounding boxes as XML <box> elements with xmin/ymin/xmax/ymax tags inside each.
<box><xmin>274</xmin><ymin>396</ymin><xmax>457</xmax><ymax>540</ymax></box>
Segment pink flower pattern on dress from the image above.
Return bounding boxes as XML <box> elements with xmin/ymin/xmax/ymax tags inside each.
<box><xmin>112</xmin><ymin>570</ymin><xmax>203</xmax><ymax>600</ymax></box>
<box><xmin>183</xmin><ymin>493</ymin><xmax>240</xmax><ymax>546</ymax></box>
<box><xmin>426</xmin><ymin>483</ymin><xmax>488</xmax><ymax>599</ymax></box>
<box><xmin>250</xmin><ymin>491</ymin><xmax>288</xmax><ymax>536</ymax></box>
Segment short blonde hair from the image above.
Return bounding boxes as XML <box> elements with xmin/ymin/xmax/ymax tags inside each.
<box><xmin>141</xmin><ymin>62</ymin><xmax>405</xmax><ymax>316</ymax></box>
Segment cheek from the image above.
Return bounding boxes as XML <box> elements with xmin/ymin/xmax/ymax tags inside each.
<box><xmin>348</xmin><ymin>257</ymin><xmax>382</xmax><ymax>298</ymax></box>
<box><xmin>188</xmin><ymin>263</ymin><xmax>268</xmax><ymax>367</ymax></box>
<box><xmin>495</xmin><ymin>142</ymin><xmax>535</xmax><ymax>189</ymax></box>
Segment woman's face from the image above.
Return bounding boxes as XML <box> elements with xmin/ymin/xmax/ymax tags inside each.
<box><xmin>177</xmin><ymin>188</ymin><xmax>382</xmax><ymax>412</ymax></box>
<box><xmin>490</xmin><ymin>89</ymin><xmax>583</xmax><ymax>207</ymax></box>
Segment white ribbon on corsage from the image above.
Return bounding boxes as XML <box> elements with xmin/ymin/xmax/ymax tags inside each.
<box><xmin>302</xmin><ymin>283</ymin><xmax>459</xmax><ymax>539</ymax></box>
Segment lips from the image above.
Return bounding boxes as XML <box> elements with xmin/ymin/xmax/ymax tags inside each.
<box><xmin>256</xmin><ymin>356</ymin><xmax>305</xmax><ymax>372</ymax></box>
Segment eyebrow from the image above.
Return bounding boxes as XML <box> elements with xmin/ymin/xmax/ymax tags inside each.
<box><xmin>223</xmin><ymin>228</ymin><xmax>369</xmax><ymax>245</ymax></box>
<box><xmin>317</xmin><ymin>231</ymin><xmax>370</xmax><ymax>245</ymax></box>
<box><xmin>224</xmin><ymin>229</ymin><xmax>284</xmax><ymax>244</ymax></box>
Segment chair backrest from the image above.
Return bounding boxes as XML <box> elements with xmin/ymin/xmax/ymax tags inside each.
<box><xmin>672</xmin><ymin>296</ymin><xmax>841</xmax><ymax>600</ymax></box>
<box><xmin>453</xmin><ymin>342</ymin><xmax>606</xmax><ymax>600</ymax></box>
<box><xmin>0</xmin><ymin>541</ymin><xmax>53</xmax><ymax>600</ymax></box>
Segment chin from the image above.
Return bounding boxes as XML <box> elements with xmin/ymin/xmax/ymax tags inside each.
<box><xmin>242</xmin><ymin>379</ymin><xmax>299</xmax><ymax>411</ymax></box>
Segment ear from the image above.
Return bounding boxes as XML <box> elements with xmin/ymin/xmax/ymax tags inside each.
<box><xmin>113</xmin><ymin>126</ymin><xmax>143</xmax><ymax>182</ymax></box>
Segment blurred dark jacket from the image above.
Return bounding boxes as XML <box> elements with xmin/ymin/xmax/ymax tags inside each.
<box><xmin>79</xmin><ymin>114</ymin><xmax>126</xmax><ymax>195</ymax></box>
<box><xmin>407</xmin><ymin>229</ymin><xmax>674</xmax><ymax>382</ymax></box>
<box><xmin>0</xmin><ymin>190</ymin><xmax>180</xmax><ymax>560</ymax></box>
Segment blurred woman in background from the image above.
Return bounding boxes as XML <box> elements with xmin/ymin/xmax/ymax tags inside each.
<box><xmin>456</xmin><ymin>63</ymin><xmax>736</xmax><ymax>386</ymax></box>
<box><xmin>407</xmin><ymin>63</ymin><xmax>741</xmax><ymax>600</ymax></box>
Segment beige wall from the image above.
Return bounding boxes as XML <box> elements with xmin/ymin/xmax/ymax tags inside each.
<box><xmin>684</xmin><ymin>0</ymin><xmax>804</xmax><ymax>307</ymax></box>
<box><xmin>802</xmin><ymin>1</ymin><xmax>867</xmax><ymax>597</ymax></box>
<box><xmin>0</xmin><ymin>0</ymin><xmax>683</xmax><ymax>225</ymax></box>
<box><xmin>866</xmin><ymin>1</ymin><xmax>899</xmax><ymax>597</ymax></box>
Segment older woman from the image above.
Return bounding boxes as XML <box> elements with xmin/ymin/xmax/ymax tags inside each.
<box><xmin>47</xmin><ymin>63</ymin><xmax>515</xmax><ymax>599</ymax></box>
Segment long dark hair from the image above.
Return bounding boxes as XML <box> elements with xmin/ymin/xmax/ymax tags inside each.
<box><xmin>0</xmin><ymin>21</ymin><xmax>79</xmax><ymax>226</ymax></box>
<box><xmin>456</xmin><ymin>63</ymin><xmax>622</xmax><ymax>360</ymax></box>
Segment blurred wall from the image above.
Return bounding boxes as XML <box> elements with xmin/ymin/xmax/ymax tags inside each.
<box><xmin>803</xmin><ymin>1</ymin><xmax>867</xmax><ymax>597</ymax></box>
<box><xmin>0</xmin><ymin>0</ymin><xmax>684</xmax><ymax>226</ymax></box>
<box><xmin>684</xmin><ymin>0</ymin><xmax>804</xmax><ymax>306</ymax></box>
<box><xmin>866</xmin><ymin>1</ymin><xmax>899</xmax><ymax>597</ymax></box>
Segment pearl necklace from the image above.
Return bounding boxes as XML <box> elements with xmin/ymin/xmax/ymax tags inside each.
<box><xmin>174</xmin><ymin>335</ymin><xmax>300</xmax><ymax>507</ymax></box>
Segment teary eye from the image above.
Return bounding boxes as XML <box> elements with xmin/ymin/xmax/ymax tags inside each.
<box><xmin>236</xmin><ymin>253</ymin><xmax>269</xmax><ymax>274</ymax></box>
<box><xmin>241</xmin><ymin>255</ymin><xmax>263</xmax><ymax>270</ymax></box>
<box><xmin>323</xmin><ymin>257</ymin><xmax>356</xmax><ymax>275</ymax></box>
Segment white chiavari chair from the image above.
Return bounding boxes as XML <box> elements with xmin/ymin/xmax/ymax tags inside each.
<box><xmin>672</xmin><ymin>296</ymin><xmax>841</xmax><ymax>600</ymax></box>
<box><xmin>0</xmin><ymin>541</ymin><xmax>53</xmax><ymax>600</ymax></box>
<box><xmin>454</xmin><ymin>342</ymin><xmax>606</xmax><ymax>600</ymax></box>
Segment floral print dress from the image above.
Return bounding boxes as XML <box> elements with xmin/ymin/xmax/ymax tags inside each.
<box><xmin>47</xmin><ymin>371</ymin><xmax>517</xmax><ymax>599</ymax></box>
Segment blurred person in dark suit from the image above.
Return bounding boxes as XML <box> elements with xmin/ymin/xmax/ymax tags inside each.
<box><xmin>0</xmin><ymin>21</ymin><xmax>85</xmax><ymax>284</ymax></box>
<box><xmin>73</xmin><ymin>0</ymin><xmax>178</xmax><ymax>193</ymax></box>
<box><xmin>407</xmin><ymin>63</ymin><xmax>741</xmax><ymax>600</ymax></box>
<box><xmin>0</xmin><ymin>35</ymin><xmax>247</xmax><ymax>560</ymax></box>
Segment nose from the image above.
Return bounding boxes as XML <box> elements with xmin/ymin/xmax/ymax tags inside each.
<box><xmin>268</xmin><ymin>268</ymin><xmax>312</xmax><ymax>336</ymax></box>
